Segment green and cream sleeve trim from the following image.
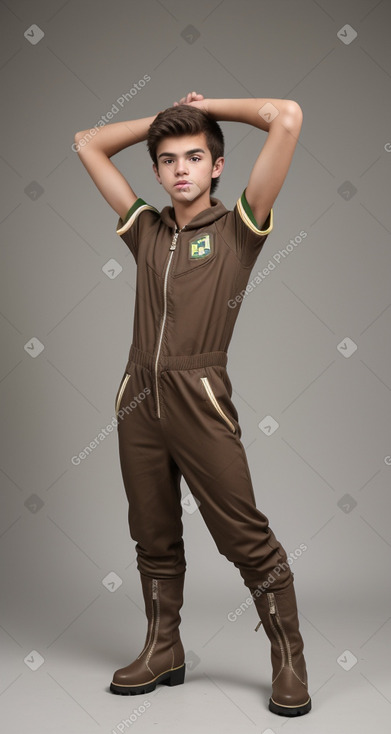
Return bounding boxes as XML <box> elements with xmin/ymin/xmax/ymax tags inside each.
<box><xmin>236</xmin><ymin>189</ymin><xmax>273</xmax><ymax>235</ymax></box>
<box><xmin>116</xmin><ymin>198</ymin><xmax>159</xmax><ymax>236</ymax></box>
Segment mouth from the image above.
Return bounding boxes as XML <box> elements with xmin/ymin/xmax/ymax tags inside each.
<box><xmin>174</xmin><ymin>181</ymin><xmax>191</xmax><ymax>187</ymax></box>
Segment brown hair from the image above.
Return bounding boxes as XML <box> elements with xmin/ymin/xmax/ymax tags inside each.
<box><xmin>146</xmin><ymin>105</ymin><xmax>224</xmax><ymax>195</ymax></box>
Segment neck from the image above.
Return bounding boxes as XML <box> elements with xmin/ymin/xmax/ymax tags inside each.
<box><xmin>172</xmin><ymin>191</ymin><xmax>212</xmax><ymax>229</ymax></box>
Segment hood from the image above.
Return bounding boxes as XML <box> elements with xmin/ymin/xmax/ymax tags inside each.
<box><xmin>159</xmin><ymin>196</ymin><xmax>229</xmax><ymax>231</ymax></box>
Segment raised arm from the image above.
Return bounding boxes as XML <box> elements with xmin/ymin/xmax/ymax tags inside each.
<box><xmin>175</xmin><ymin>93</ymin><xmax>303</xmax><ymax>230</ymax></box>
<box><xmin>74</xmin><ymin>115</ymin><xmax>157</xmax><ymax>221</ymax></box>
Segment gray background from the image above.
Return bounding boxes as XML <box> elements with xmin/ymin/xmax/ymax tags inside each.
<box><xmin>1</xmin><ymin>0</ymin><xmax>391</xmax><ymax>732</ymax></box>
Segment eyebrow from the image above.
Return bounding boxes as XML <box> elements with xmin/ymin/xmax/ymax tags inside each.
<box><xmin>157</xmin><ymin>148</ymin><xmax>206</xmax><ymax>159</ymax></box>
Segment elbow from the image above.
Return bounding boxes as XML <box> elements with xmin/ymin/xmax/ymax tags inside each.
<box><xmin>73</xmin><ymin>127</ymin><xmax>101</xmax><ymax>154</ymax></box>
<box><xmin>284</xmin><ymin>100</ymin><xmax>303</xmax><ymax>117</ymax></box>
<box><xmin>73</xmin><ymin>130</ymin><xmax>87</xmax><ymax>154</ymax></box>
<box><xmin>280</xmin><ymin>101</ymin><xmax>303</xmax><ymax>133</ymax></box>
<box><xmin>73</xmin><ymin>131</ymin><xmax>82</xmax><ymax>153</ymax></box>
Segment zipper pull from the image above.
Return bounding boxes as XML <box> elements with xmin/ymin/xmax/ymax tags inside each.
<box><xmin>254</xmin><ymin>620</ymin><xmax>262</xmax><ymax>632</ymax></box>
<box><xmin>170</xmin><ymin>227</ymin><xmax>179</xmax><ymax>250</ymax></box>
<box><xmin>169</xmin><ymin>225</ymin><xmax>186</xmax><ymax>250</ymax></box>
<box><xmin>152</xmin><ymin>579</ymin><xmax>158</xmax><ymax>599</ymax></box>
<box><xmin>267</xmin><ymin>593</ymin><xmax>275</xmax><ymax>615</ymax></box>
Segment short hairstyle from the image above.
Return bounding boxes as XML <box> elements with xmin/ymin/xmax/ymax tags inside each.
<box><xmin>146</xmin><ymin>105</ymin><xmax>224</xmax><ymax>195</ymax></box>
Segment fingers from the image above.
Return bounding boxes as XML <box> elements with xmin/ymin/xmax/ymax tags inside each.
<box><xmin>188</xmin><ymin>91</ymin><xmax>203</xmax><ymax>101</ymax></box>
<box><xmin>173</xmin><ymin>91</ymin><xmax>204</xmax><ymax>106</ymax></box>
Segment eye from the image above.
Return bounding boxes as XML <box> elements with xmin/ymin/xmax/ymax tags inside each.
<box><xmin>190</xmin><ymin>156</ymin><xmax>201</xmax><ymax>162</ymax></box>
<box><xmin>163</xmin><ymin>159</ymin><xmax>173</xmax><ymax>164</ymax></box>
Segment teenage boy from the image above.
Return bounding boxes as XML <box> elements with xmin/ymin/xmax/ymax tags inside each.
<box><xmin>74</xmin><ymin>91</ymin><xmax>311</xmax><ymax>717</ymax></box>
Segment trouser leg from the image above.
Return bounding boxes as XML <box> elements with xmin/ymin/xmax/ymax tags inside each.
<box><xmin>159</xmin><ymin>364</ymin><xmax>292</xmax><ymax>591</ymax></box>
<box><xmin>116</xmin><ymin>362</ymin><xmax>186</xmax><ymax>578</ymax></box>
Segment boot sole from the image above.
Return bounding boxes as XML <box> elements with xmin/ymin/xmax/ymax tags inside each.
<box><xmin>269</xmin><ymin>695</ymin><xmax>312</xmax><ymax>717</ymax></box>
<box><xmin>110</xmin><ymin>663</ymin><xmax>186</xmax><ymax>695</ymax></box>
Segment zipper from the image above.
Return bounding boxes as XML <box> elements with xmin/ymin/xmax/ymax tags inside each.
<box><xmin>154</xmin><ymin>226</ymin><xmax>185</xmax><ymax>418</ymax></box>
<box><xmin>267</xmin><ymin>591</ymin><xmax>292</xmax><ymax>669</ymax></box>
<box><xmin>146</xmin><ymin>579</ymin><xmax>160</xmax><ymax>669</ymax></box>
<box><xmin>115</xmin><ymin>373</ymin><xmax>131</xmax><ymax>416</ymax></box>
<box><xmin>268</xmin><ymin>594</ymin><xmax>276</xmax><ymax>614</ymax></box>
<box><xmin>137</xmin><ymin>579</ymin><xmax>157</xmax><ymax>660</ymax></box>
<box><xmin>152</xmin><ymin>578</ymin><xmax>158</xmax><ymax>600</ymax></box>
<box><xmin>200</xmin><ymin>376</ymin><xmax>236</xmax><ymax>433</ymax></box>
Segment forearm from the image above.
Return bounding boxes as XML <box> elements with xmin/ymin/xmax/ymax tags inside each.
<box><xmin>74</xmin><ymin>115</ymin><xmax>156</xmax><ymax>157</ymax></box>
<box><xmin>206</xmin><ymin>97</ymin><xmax>302</xmax><ymax>133</ymax></box>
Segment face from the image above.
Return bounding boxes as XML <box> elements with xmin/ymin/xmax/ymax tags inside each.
<box><xmin>153</xmin><ymin>132</ymin><xmax>224</xmax><ymax>202</ymax></box>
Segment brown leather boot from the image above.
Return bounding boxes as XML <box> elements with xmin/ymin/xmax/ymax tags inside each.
<box><xmin>110</xmin><ymin>573</ymin><xmax>186</xmax><ymax>695</ymax></box>
<box><xmin>251</xmin><ymin>574</ymin><xmax>311</xmax><ymax>716</ymax></box>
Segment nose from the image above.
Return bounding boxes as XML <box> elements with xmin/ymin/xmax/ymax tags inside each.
<box><xmin>174</xmin><ymin>158</ymin><xmax>188</xmax><ymax>176</ymax></box>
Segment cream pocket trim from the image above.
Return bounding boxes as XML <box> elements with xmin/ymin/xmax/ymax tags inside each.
<box><xmin>200</xmin><ymin>376</ymin><xmax>236</xmax><ymax>433</ymax></box>
<box><xmin>115</xmin><ymin>373</ymin><xmax>131</xmax><ymax>416</ymax></box>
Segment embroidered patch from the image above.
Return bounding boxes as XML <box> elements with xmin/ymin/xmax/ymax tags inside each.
<box><xmin>189</xmin><ymin>232</ymin><xmax>213</xmax><ymax>259</ymax></box>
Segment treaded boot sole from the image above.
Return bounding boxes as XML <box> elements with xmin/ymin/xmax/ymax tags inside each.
<box><xmin>269</xmin><ymin>695</ymin><xmax>311</xmax><ymax>717</ymax></box>
<box><xmin>110</xmin><ymin>663</ymin><xmax>186</xmax><ymax>695</ymax></box>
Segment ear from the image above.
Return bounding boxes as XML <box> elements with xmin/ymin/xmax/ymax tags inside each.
<box><xmin>152</xmin><ymin>163</ymin><xmax>162</xmax><ymax>184</ymax></box>
<box><xmin>212</xmin><ymin>156</ymin><xmax>224</xmax><ymax>179</ymax></box>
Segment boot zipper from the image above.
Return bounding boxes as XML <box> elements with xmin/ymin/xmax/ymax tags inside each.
<box><xmin>267</xmin><ymin>591</ymin><xmax>293</xmax><ymax>669</ymax></box>
<box><xmin>137</xmin><ymin>578</ymin><xmax>156</xmax><ymax>660</ymax></box>
<box><xmin>154</xmin><ymin>226</ymin><xmax>185</xmax><ymax>419</ymax></box>
<box><xmin>268</xmin><ymin>594</ymin><xmax>275</xmax><ymax>614</ymax></box>
<box><xmin>146</xmin><ymin>579</ymin><xmax>160</xmax><ymax>669</ymax></box>
<box><xmin>152</xmin><ymin>578</ymin><xmax>158</xmax><ymax>600</ymax></box>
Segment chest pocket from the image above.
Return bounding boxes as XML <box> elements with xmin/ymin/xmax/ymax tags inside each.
<box><xmin>174</xmin><ymin>231</ymin><xmax>216</xmax><ymax>277</ymax></box>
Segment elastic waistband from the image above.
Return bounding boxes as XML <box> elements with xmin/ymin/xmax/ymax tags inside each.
<box><xmin>128</xmin><ymin>344</ymin><xmax>228</xmax><ymax>372</ymax></box>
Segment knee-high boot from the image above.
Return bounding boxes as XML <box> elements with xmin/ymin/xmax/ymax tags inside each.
<box><xmin>250</xmin><ymin>573</ymin><xmax>311</xmax><ymax>716</ymax></box>
<box><xmin>110</xmin><ymin>572</ymin><xmax>186</xmax><ymax>695</ymax></box>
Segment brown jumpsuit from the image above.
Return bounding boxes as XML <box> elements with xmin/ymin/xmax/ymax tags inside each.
<box><xmin>114</xmin><ymin>190</ymin><xmax>291</xmax><ymax>591</ymax></box>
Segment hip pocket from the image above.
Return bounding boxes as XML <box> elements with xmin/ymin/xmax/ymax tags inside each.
<box><xmin>115</xmin><ymin>372</ymin><xmax>131</xmax><ymax>417</ymax></box>
<box><xmin>200</xmin><ymin>375</ymin><xmax>236</xmax><ymax>433</ymax></box>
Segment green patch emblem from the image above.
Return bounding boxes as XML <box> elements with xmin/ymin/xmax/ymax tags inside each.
<box><xmin>189</xmin><ymin>233</ymin><xmax>213</xmax><ymax>259</ymax></box>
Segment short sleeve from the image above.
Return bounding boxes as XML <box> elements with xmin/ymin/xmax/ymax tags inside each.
<box><xmin>116</xmin><ymin>198</ymin><xmax>159</xmax><ymax>262</ymax></box>
<box><xmin>232</xmin><ymin>188</ymin><xmax>274</xmax><ymax>268</ymax></box>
